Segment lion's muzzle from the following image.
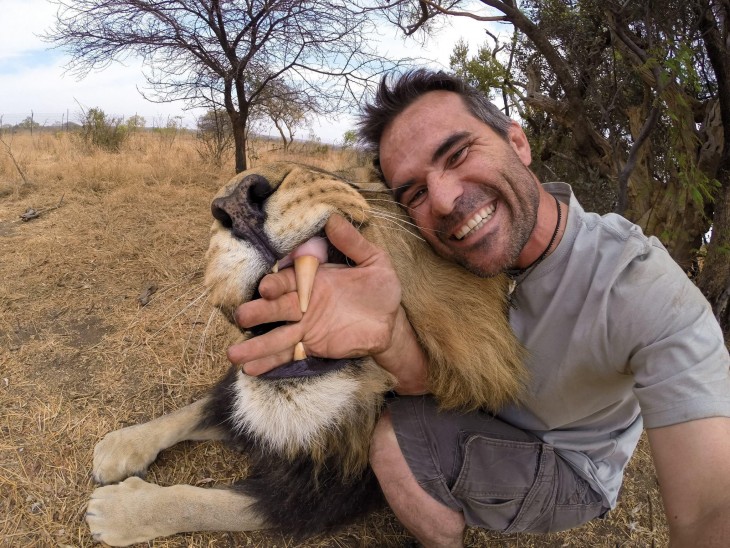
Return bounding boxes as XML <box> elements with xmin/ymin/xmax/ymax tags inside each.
<box><xmin>211</xmin><ymin>173</ymin><xmax>279</xmax><ymax>267</ymax></box>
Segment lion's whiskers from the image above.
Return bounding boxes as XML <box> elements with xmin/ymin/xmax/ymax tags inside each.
<box><xmin>369</xmin><ymin>213</ymin><xmax>426</xmax><ymax>242</ymax></box>
<box><xmin>361</xmin><ymin>197</ymin><xmax>450</xmax><ymax>238</ymax></box>
<box><xmin>150</xmin><ymin>286</ymin><xmax>211</xmax><ymax>340</ymax></box>
<box><xmin>182</xmin><ymin>290</ymin><xmax>215</xmax><ymax>361</ymax></box>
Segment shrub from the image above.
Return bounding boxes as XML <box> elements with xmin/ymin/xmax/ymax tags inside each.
<box><xmin>78</xmin><ymin>108</ymin><xmax>129</xmax><ymax>152</ymax></box>
<box><xmin>196</xmin><ymin>109</ymin><xmax>233</xmax><ymax>166</ymax></box>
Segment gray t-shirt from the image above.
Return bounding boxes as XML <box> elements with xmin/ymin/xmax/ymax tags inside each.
<box><xmin>501</xmin><ymin>182</ymin><xmax>730</xmax><ymax>508</ymax></box>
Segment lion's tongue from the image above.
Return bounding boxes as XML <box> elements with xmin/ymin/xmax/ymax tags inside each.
<box><xmin>276</xmin><ymin>236</ymin><xmax>328</xmax><ymax>270</ymax></box>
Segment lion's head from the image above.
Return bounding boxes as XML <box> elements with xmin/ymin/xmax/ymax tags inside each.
<box><xmin>203</xmin><ymin>162</ymin><xmax>526</xmax><ymax>473</ymax></box>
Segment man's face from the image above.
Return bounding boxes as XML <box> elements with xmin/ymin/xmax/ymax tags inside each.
<box><xmin>379</xmin><ymin>91</ymin><xmax>540</xmax><ymax>277</ymax></box>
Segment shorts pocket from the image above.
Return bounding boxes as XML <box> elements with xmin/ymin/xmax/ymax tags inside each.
<box><xmin>450</xmin><ymin>433</ymin><xmax>553</xmax><ymax>532</ymax></box>
<box><xmin>465</xmin><ymin>498</ymin><xmax>524</xmax><ymax>531</ymax></box>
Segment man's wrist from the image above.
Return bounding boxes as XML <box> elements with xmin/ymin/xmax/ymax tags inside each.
<box><xmin>373</xmin><ymin>307</ymin><xmax>429</xmax><ymax>395</ymax></box>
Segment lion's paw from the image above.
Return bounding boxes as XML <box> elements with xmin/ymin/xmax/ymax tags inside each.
<box><xmin>92</xmin><ymin>425</ymin><xmax>161</xmax><ymax>485</ymax></box>
<box><xmin>86</xmin><ymin>476</ymin><xmax>174</xmax><ymax>546</ymax></box>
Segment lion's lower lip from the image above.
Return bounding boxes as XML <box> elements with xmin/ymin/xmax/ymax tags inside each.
<box><xmin>259</xmin><ymin>357</ymin><xmax>348</xmax><ymax>379</ymax></box>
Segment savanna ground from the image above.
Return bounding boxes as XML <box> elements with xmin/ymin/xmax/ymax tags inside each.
<box><xmin>1</xmin><ymin>129</ymin><xmax>669</xmax><ymax>547</ymax></box>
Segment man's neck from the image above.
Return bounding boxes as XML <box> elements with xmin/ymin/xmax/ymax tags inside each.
<box><xmin>513</xmin><ymin>188</ymin><xmax>565</xmax><ymax>271</ymax></box>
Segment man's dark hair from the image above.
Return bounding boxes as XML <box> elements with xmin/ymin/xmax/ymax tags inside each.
<box><xmin>358</xmin><ymin>69</ymin><xmax>512</xmax><ymax>156</ymax></box>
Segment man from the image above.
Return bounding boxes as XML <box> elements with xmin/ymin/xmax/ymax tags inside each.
<box><xmin>228</xmin><ymin>70</ymin><xmax>730</xmax><ymax>547</ymax></box>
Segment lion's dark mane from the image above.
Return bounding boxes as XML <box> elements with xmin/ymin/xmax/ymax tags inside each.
<box><xmin>200</xmin><ymin>367</ymin><xmax>386</xmax><ymax>538</ymax></box>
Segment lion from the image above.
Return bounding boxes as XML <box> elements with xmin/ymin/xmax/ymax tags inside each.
<box><xmin>85</xmin><ymin>162</ymin><xmax>526</xmax><ymax>546</ymax></box>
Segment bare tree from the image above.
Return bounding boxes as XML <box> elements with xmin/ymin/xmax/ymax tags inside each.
<box><xmin>45</xmin><ymin>0</ymin><xmax>404</xmax><ymax>172</ymax></box>
<box><xmin>257</xmin><ymin>80</ymin><xmax>315</xmax><ymax>150</ymax></box>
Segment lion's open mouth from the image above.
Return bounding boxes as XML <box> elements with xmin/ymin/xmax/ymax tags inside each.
<box><xmin>255</xmin><ymin>231</ymin><xmax>353</xmax><ymax>380</ymax></box>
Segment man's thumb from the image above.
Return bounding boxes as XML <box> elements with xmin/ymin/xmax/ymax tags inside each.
<box><xmin>325</xmin><ymin>214</ymin><xmax>378</xmax><ymax>265</ymax></box>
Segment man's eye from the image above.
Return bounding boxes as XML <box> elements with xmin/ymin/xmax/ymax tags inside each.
<box><xmin>447</xmin><ymin>145</ymin><xmax>468</xmax><ymax>167</ymax></box>
<box><xmin>404</xmin><ymin>187</ymin><xmax>427</xmax><ymax>209</ymax></box>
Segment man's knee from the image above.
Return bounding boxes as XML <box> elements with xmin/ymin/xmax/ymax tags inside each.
<box><xmin>369</xmin><ymin>409</ymin><xmax>465</xmax><ymax>547</ymax></box>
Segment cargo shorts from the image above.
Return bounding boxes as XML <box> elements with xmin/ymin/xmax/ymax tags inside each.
<box><xmin>388</xmin><ymin>395</ymin><xmax>609</xmax><ymax>534</ymax></box>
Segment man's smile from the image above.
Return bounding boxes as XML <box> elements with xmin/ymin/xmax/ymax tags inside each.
<box><xmin>453</xmin><ymin>202</ymin><xmax>497</xmax><ymax>240</ymax></box>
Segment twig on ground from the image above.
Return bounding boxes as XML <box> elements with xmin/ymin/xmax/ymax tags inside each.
<box><xmin>19</xmin><ymin>194</ymin><xmax>65</xmax><ymax>222</ymax></box>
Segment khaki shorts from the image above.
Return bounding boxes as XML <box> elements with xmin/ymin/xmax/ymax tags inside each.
<box><xmin>388</xmin><ymin>395</ymin><xmax>609</xmax><ymax>534</ymax></box>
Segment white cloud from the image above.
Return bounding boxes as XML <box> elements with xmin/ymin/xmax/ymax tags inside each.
<box><xmin>0</xmin><ymin>0</ymin><xmax>56</xmax><ymax>62</ymax></box>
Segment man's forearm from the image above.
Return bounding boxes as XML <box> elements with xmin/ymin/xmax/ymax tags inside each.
<box><xmin>669</xmin><ymin>502</ymin><xmax>730</xmax><ymax>547</ymax></box>
<box><xmin>373</xmin><ymin>306</ymin><xmax>429</xmax><ymax>395</ymax></box>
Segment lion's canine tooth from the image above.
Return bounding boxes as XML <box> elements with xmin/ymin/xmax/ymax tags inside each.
<box><xmin>294</xmin><ymin>255</ymin><xmax>320</xmax><ymax>313</ymax></box>
<box><xmin>293</xmin><ymin>341</ymin><xmax>307</xmax><ymax>361</ymax></box>
<box><xmin>291</xmin><ymin>255</ymin><xmax>319</xmax><ymax>362</ymax></box>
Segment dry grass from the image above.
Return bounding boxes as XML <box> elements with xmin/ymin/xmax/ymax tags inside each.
<box><xmin>0</xmin><ymin>130</ymin><xmax>668</xmax><ymax>547</ymax></box>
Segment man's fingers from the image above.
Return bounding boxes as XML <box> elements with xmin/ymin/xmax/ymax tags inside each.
<box><xmin>241</xmin><ymin>349</ymin><xmax>297</xmax><ymax>376</ymax></box>
<box><xmin>257</xmin><ymin>269</ymin><xmax>297</xmax><ymax>300</ymax></box>
<box><xmin>325</xmin><ymin>214</ymin><xmax>382</xmax><ymax>265</ymax></box>
<box><xmin>227</xmin><ymin>322</ymin><xmax>302</xmax><ymax>365</ymax></box>
<box><xmin>234</xmin><ymin>291</ymin><xmax>302</xmax><ymax>328</ymax></box>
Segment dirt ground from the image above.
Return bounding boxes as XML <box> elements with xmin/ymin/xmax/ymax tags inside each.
<box><xmin>0</xmin><ymin>132</ymin><xmax>669</xmax><ymax>547</ymax></box>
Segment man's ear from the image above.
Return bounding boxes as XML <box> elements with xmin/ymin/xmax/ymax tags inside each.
<box><xmin>507</xmin><ymin>121</ymin><xmax>532</xmax><ymax>167</ymax></box>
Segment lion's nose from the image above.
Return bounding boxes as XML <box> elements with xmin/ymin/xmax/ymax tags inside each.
<box><xmin>211</xmin><ymin>174</ymin><xmax>274</xmax><ymax>232</ymax></box>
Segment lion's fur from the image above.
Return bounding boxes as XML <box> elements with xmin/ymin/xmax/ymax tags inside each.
<box><xmin>218</xmin><ymin>360</ymin><xmax>393</xmax><ymax>480</ymax></box>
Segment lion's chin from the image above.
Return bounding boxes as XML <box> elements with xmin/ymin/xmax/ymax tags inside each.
<box><xmin>259</xmin><ymin>356</ymin><xmax>350</xmax><ymax>379</ymax></box>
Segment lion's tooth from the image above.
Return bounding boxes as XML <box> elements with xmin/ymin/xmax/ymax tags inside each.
<box><xmin>293</xmin><ymin>341</ymin><xmax>307</xmax><ymax>361</ymax></box>
<box><xmin>294</xmin><ymin>255</ymin><xmax>320</xmax><ymax>313</ymax></box>
<box><xmin>271</xmin><ymin>261</ymin><xmax>279</xmax><ymax>274</ymax></box>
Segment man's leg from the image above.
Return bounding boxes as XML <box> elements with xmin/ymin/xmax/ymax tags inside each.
<box><xmin>370</xmin><ymin>409</ymin><xmax>466</xmax><ymax>548</ymax></box>
<box><xmin>371</xmin><ymin>395</ymin><xmax>608</xmax><ymax>542</ymax></box>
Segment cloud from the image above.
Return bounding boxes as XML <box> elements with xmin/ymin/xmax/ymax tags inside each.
<box><xmin>0</xmin><ymin>0</ymin><xmax>57</xmax><ymax>64</ymax></box>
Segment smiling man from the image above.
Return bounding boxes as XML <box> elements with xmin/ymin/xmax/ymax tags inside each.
<box><xmin>228</xmin><ymin>70</ymin><xmax>730</xmax><ymax>547</ymax></box>
<box><xmin>378</xmin><ymin>88</ymin><xmax>549</xmax><ymax>278</ymax></box>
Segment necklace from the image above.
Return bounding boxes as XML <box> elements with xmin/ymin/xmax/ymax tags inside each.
<box><xmin>507</xmin><ymin>195</ymin><xmax>562</xmax><ymax>307</ymax></box>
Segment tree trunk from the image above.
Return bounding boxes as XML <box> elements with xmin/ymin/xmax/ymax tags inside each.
<box><xmin>232</xmin><ymin>117</ymin><xmax>248</xmax><ymax>173</ymax></box>
<box><xmin>627</xmin><ymin>178</ymin><xmax>707</xmax><ymax>270</ymax></box>
<box><xmin>225</xmin><ymin>80</ymin><xmax>248</xmax><ymax>174</ymax></box>
<box><xmin>697</xmin><ymin>162</ymin><xmax>730</xmax><ymax>335</ymax></box>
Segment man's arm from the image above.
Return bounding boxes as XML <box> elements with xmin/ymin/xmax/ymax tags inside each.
<box><xmin>647</xmin><ymin>416</ymin><xmax>730</xmax><ymax>547</ymax></box>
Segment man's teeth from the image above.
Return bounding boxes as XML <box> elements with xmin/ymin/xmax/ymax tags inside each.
<box><xmin>455</xmin><ymin>204</ymin><xmax>496</xmax><ymax>240</ymax></box>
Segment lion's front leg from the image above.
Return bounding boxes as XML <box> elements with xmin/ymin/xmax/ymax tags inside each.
<box><xmin>92</xmin><ymin>397</ymin><xmax>223</xmax><ymax>485</ymax></box>
<box><xmin>86</xmin><ymin>476</ymin><xmax>269</xmax><ymax>546</ymax></box>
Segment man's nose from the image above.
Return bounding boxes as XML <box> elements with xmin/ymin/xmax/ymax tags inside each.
<box><xmin>427</xmin><ymin>172</ymin><xmax>463</xmax><ymax>217</ymax></box>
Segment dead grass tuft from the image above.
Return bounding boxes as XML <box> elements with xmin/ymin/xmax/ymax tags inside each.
<box><xmin>0</xmin><ymin>131</ymin><xmax>668</xmax><ymax>546</ymax></box>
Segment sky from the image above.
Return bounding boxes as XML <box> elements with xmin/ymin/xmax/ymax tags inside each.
<box><xmin>0</xmin><ymin>0</ymin><xmax>500</xmax><ymax>144</ymax></box>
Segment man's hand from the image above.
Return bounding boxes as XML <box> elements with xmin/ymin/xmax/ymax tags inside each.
<box><xmin>226</xmin><ymin>214</ymin><xmax>429</xmax><ymax>393</ymax></box>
